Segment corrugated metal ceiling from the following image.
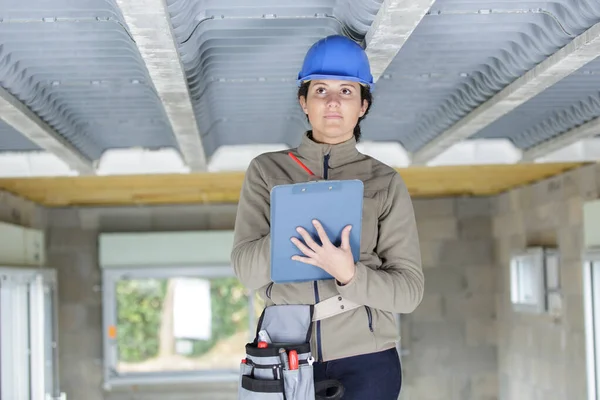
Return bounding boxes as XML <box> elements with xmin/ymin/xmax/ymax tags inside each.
<box><xmin>0</xmin><ymin>0</ymin><xmax>179</xmax><ymax>160</ymax></box>
<box><xmin>363</xmin><ymin>0</ymin><xmax>600</xmax><ymax>152</ymax></box>
<box><xmin>473</xmin><ymin>55</ymin><xmax>600</xmax><ymax>149</ymax></box>
<box><xmin>165</xmin><ymin>0</ymin><xmax>384</xmax><ymax>156</ymax></box>
<box><xmin>1</xmin><ymin>0</ymin><xmax>600</xmax><ymax>164</ymax></box>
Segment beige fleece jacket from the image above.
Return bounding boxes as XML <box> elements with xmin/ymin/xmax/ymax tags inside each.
<box><xmin>231</xmin><ymin>132</ymin><xmax>424</xmax><ymax>362</ymax></box>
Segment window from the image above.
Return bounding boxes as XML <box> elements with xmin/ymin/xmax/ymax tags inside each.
<box><xmin>102</xmin><ymin>265</ymin><xmax>264</xmax><ymax>388</ymax></box>
<box><xmin>584</xmin><ymin>252</ymin><xmax>600</xmax><ymax>400</ymax></box>
<box><xmin>0</xmin><ymin>267</ymin><xmax>60</xmax><ymax>400</ymax></box>
<box><xmin>545</xmin><ymin>250</ymin><xmax>562</xmax><ymax>317</ymax></box>
<box><xmin>510</xmin><ymin>247</ymin><xmax>559</xmax><ymax>314</ymax></box>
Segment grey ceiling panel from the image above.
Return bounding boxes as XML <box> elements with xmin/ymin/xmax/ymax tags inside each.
<box><xmin>362</xmin><ymin>0</ymin><xmax>600</xmax><ymax>152</ymax></box>
<box><xmin>473</xmin><ymin>56</ymin><xmax>600</xmax><ymax>149</ymax></box>
<box><xmin>3</xmin><ymin>0</ymin><xmax>600</xmax><ymax>166</ymax></box>
<box><xmin>0</xmin><ymin>0</ymin><xmax>179</xmax><ymax>159</ymax></box>
<box><xmin>0</xmin><ymin>119</ymin><xmax>41</xmax><ymax>151</ymax></box>
<box><xmin>165</xmin><ymin>0</ymin><xmax>384</xmax><ymax>157</ymax></box>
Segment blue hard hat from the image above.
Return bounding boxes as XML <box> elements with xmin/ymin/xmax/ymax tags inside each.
<box><xmin>297</xmin><ymin>35</ymin><xmax>374</xmax><ymax>90</ymax></box>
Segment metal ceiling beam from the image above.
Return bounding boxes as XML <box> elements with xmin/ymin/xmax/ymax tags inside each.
<box><xmin>521</xmin><ymin>116</ymin><xmax>600</xmax><ymax>161</ymax></box>
<box><xmin>115</xmin><ymin>0</ymin><xmax>208</xmax><ymax>172</ymax></box>
<box><xmin>411</xmin><ymin>22</ymin><xmax>600</xmax><ymax>165</ymax></box>
<box><xmin>0</xmin><ymin>86</ymin><xmax>94</xmax><ymax>174</ymax></box>
<box><xmin>365</xmin><ymin>0</ymin><xmax>435</xmax><ymax>81</ymax></box>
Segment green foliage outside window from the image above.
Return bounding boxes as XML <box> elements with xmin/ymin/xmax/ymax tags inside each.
<box><xmin>117</xmin><ymin>279</ymin><xmax>167</xmax><ymax>362</ymax></box>
<box><xmin>191</xmin><ymin>277</ymin><xmax>250</xmax><ymax>355</ymax></box>
<box><xmin>116</xmin><ymin>277</ymin><xmax>252</xmax><ymax>363</ymax></box>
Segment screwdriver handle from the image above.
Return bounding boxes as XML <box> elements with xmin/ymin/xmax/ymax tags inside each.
<box><xmin>288</xmin><ymin>350</ymin><xmax>299</xmax><ymax>370</ymax></box>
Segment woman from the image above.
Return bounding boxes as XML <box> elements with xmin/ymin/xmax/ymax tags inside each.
<box><xmin>231</xmin><ymin>34</ymin><xmax>424</xmax><ymax>399</ymax></box>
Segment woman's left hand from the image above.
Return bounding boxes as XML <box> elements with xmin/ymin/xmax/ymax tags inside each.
<box><xmin>291</xmin><ymin>219</ymin><xmax>356</xmax><ymax>285</ymax></box>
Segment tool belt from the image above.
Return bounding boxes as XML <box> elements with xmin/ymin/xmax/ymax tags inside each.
<box><xmin>238</xmin><ymin>295</ymin><xmax>360</xmax><ymax>400</ymax></box>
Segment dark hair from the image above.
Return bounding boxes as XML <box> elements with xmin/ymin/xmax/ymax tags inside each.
<box><xmin>297</xmin><ymin>81</ymin><xmax>373</xmax><ymax>142</ymax></box>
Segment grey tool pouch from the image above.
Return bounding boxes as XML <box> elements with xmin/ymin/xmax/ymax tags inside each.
<box><xmin>238</xmin><ymin>304</ymin><xmax>344</xmax><ymax>400</ymax></box>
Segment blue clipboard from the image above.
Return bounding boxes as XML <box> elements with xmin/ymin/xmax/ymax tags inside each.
<box><xmin>270</xmin><ymin>179</ymin><xmax>363</xmax><ymax>284</ymax></box>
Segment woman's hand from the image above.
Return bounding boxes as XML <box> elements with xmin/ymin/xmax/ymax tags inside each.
<box><xmin>290</xmin><ymin>219</ymin><xmax>356</xmax><ymax>285</ymax></box>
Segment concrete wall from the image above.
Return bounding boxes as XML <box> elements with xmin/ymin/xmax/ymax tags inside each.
<box><xmin>0</xmin><ymin>191</ymin><xmax>46</xmax><ymax>268</ymax></box>
<box><xmin>41</xmin><ymin>196</ymin><xmax>500</xmax><ymax>400</ymax></box>
<box><xmin>400</xmin><ymin>197</ymin><xmax>498</xmax><ymax>400</ymax></box>
<box><xmin>5</xmin><ymin>163</ymin><xmax>596</xmax><ymax>400</ymax></box>
<box><xmin>44</xmin><ymin>204</ymin><xmax>238</xmax><ymax>400</ymax></box>
<box><xmin>492</xmin><ymin>163</ymin><xmax>599</xmax><ymax>400</ymax></box>
<box><xmin>0</xmin><ymin>190</ymin><xmax>44</xmax><ymax>229</ymax></box>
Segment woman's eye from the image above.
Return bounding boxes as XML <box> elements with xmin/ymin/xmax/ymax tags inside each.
<box><xmin>342</xmin><ymin>89</ymin><xmax>352</xmax><ymax>95</ymax></box>
<box><xmin>315</xmin><ymin>87</ymin><xmax>326</xmax><ymax>94</ymax></box>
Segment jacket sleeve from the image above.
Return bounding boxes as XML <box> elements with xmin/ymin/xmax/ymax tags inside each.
<box><xmin>336</xmin><ymin>172</ymin><xmax>424</xmax><ymax>313</ymax></box>
<box><xmin>231</xmin><ymin>157</ymin><xmax>272</xmax><ymax>290</ymax></box>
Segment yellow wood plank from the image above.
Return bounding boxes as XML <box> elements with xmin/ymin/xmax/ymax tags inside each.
<box><xmin>0</xmin><ymin>162</ymin><xmax>589</xmax><ymax>207</ymax></box>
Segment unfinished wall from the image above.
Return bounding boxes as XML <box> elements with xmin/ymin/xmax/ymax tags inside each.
<box><xmin>44</xmin><ymin>196</ymin><xmax>500</xmax><ymax>400</ymax></box>
<box><xmin>400</xmin><ymin>197</ymin><xmax>498</xmax><ymax>400</ymax></box>
<box><xmin>0</xmin><ymin>190</ymin><xmax>46</xmax><ymax>268</ymax></box>
<box><xmin>47</xmin><ymin>210</ymin><xmax>102</xmax><ymax>400</ymax></box>
<box><xmin>7</xmin><ymin>163</ymin><xmax>598</xmax><ymax>400</ymax></box>
<box><xmin>0</xmin><ymin>190</ymin><xmax>44</xmax><ymax>228</ymax></box>
<box><xmin>46</xmin><ymin>204</ymin><xmax>239</xmax><ymax>400</ymax></box>
<box><xmin>492</xmin><ymin>163</ymin><xmax>599</xmax><ymax>400</ymax></box>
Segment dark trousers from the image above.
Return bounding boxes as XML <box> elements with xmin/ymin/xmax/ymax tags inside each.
<box><xmin>313</xmin><ymin>347</ymin><xmax>402</xmax><ymax>400</ymax></box>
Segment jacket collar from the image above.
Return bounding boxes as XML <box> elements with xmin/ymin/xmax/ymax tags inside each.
<box><xmin>297</xmin><ymin>131</ymin><xmax>360</xmax><ymax>169</ymax></box>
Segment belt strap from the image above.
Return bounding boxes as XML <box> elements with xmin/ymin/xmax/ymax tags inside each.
<box><xmin>312</xmin><ymin>295</ymin><xmax>361</xmax><ymax>322</ymax></box>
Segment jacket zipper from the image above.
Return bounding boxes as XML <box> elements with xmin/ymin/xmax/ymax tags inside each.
<box><xmin>313</xmin><ymin>156</ymin><xmax>374</xmax><ymax>342</ymax></box>
<box><xmin>365</xmin><ymin>306</ymin><xmax>374</xmax><ymax>332</ymax></box>
<box><xmin>313</xmin><ymin>282</ymin><xmax>322</xmax><ymax>360</ymax></box>
<box><xmin>314</xmin><ymin>153</ymin><xmax>330</xmax><ymax>361</ymax></box>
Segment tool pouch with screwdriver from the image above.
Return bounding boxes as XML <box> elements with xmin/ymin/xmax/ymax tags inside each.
<box><xmin>238</xmin><ymin>304</ymin><xmax>343</xmax><ymax>400</ymax></box>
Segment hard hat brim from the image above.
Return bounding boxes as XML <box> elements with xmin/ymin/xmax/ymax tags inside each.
<box><xmin>297</xmin><ymin>74</ymin><xmax>374</xmax><ymax>91</ymax></box>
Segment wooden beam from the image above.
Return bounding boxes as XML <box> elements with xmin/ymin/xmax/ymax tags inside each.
<box><xmin>0</xmin><ymin>162</ymin><xmax>588</xmax><ymax>207</ymax></box>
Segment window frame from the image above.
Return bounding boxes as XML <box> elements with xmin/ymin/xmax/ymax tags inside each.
<box><xmin>509</xmin><ymin>247</ymin><xmax>559</xmax><ymax>314</ymax></box>
<box><xmin>544</xmin><ymin>250</ymin><xmax>562</xmax><ymax>317</ymax></box>
<box><xmin>0</xmin><ymin>266</ymin><xmax>59</xmax><ymax>400</ymax></box>
<box><xmin>510</xmin><ymin>248</ymin><xmax>545</xmax><ymax>313</ymax></box>
<box><xmin>584</xmin><ymin>250</ymin><xmax>600</xmax><ymax>400</ymax></box>
<box><xmin>102</xmin><ymin>264</ymin><xmax>260</xmax><ymax>389</ymax></box>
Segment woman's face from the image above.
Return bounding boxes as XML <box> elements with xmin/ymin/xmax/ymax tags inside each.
<box><xmin>299</xmin><ymin>79</ymin><xmax>368</xmax><ymax>144</ymax></box>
